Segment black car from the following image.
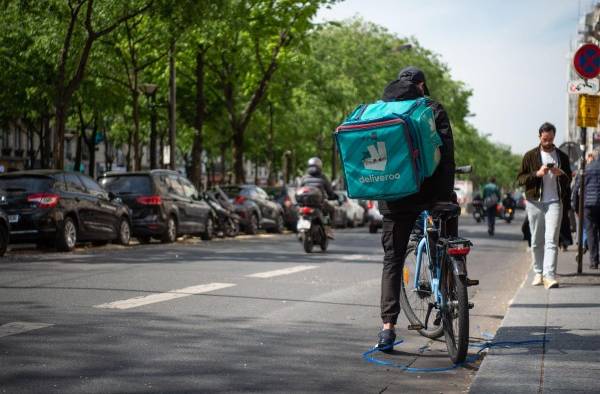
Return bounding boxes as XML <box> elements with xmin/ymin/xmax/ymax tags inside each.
<box><xmin>264</xmin><ymin>185</ymin><xmax>298</xmax><ymax>231</ymax></box>
<box><xmin>0</xmin><ymin>193</ymin><xmax>9</xmax><ymax>256</ymax></box>
<box><xmin>220</xmin><ymin>185</ymin><xmax>285</xmax><ymax>234</ymax></box>
<box><xmin>99</xmin><ymin>170</ymin><xmax>214</xmax><ymax>243</ymax></box>
<box><xmin>0</xmin><ymin>170</ymin><xmax>131</xmax><ymax>251</ymax></box>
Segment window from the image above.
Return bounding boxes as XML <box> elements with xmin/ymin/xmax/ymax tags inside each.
<box><xmin>178</xmin><ymin>177</ymin><xmax>198</xmax><ymax>199</ymax></box>
<box><xmin>64</xmin><ymin>173</ymin><xmax>86</xmax><ymax>193</ymax></box>
<box><xmin>100</xmin><ymin>175</ymin><xmax>153</xmax><ymax>195</ymax></box>
<box><xmin>79</xmin><ymin>174</ymin><xmax>104</xmax><ymax>194</ymax></box>
<box><xmin>165</xmin><ymin>174</ymin><xmax>185</xmax><ymax>197</ymax></box>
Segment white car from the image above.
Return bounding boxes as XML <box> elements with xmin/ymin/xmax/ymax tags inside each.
<box><xmin>335</xmin><ymin>191</ymin><xmax>365</xmax><ymax>227</ymax></box>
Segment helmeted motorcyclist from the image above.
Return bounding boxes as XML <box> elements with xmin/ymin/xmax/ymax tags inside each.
<box><xmin>300</xmin><ymin>157</ymin><xmax>337</xmax><ymax>238</ymax></box>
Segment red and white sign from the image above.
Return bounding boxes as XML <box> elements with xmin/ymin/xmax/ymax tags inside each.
<box><xmin>574</xmin><ymin>43</ymin><xmax>600</xmax><ymax>79</ymax></box>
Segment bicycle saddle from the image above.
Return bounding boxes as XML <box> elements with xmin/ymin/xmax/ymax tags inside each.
<box><xmin>431</xmin><ymin>202</ymin><xmax>461</xmax><ymax>219</ymax></box>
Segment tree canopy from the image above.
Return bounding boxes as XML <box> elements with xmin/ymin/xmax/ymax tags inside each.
<box><xmin>0</xmin><ymin>2</ymin><xmax>520</xmax><ymax>190</ymax></box>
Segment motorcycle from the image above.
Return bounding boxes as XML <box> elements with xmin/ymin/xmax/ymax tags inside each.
<box><xmin>503</xmin><ymin>206</ymin><xmax>514</xmax><ymax>223</ymax></box>
<box><xmin>295</xmin><ymin>186</ymin><xmax>329</xmax><ymax>253</ymax></box>
<box><xmin>472</xmin><ymin>200</ymin><xmax>484</xmax><ymax>223</ymax></box>
<box><xmin>205</xmin><ymin>188</ymin><xmax>240</xmax><ymax>238</ymax></box>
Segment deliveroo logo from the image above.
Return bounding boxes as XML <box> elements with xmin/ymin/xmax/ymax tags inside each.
<box><xmin>358</xmin><ymin>140</ymin><xmax>401</xmax><ymax>184</ymax></box>
<box><xmin>363</xmin><ymin>141</ymin><xmax>387</xmax><ymax>171</ymax></box>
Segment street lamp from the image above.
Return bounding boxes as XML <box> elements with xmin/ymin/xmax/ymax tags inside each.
<box><xmin>140</xmin><ymin>83</ymin><xmax>158</xmax><ymax>169</ymax></box>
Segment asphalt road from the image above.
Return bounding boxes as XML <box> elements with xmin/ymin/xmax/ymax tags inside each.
<box><xmin>0</xmin><ymin>211</ymin><xmax>531</xmax><ymax>393</ymax></box>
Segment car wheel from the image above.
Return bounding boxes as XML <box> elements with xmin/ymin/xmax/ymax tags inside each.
<box><xmin>117</xmin><ymin>218</ymin><xmax>131</xmax><ymax>245</ymax></box>
<box><xmin>57</xmin><ymin>216</ymin><xmax>77</xmax><ymax>252</ymax></box>
<box><xmin>275</xmin><ymin>213</ymin><xmax>285</xmax><ymax>234</ymax></box>
<box><xmin>246</xmin><ymin>213</ymin><xmax>259</xmax><ymax>235</ymax></box>
<box><xmin>161</xmin><ymin>216</ymin><xmax>178</xmax><ymax>243</ymax></box>
<box><xmin>0</xmin><ymin>224</ymin><xmax>8</xmax><ymax>257</ymax></box>
<box><xmin>200</xmin><ymin>216</ymin><xmax>214</xmax><ymax>241</ymax></box>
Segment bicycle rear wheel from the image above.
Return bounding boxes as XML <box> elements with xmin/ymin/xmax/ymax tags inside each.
<box><xmin>399</xmin><ymin>244</ymin><xmax>444</xmax><ymax>339</ymax></box>
<box><xmin>441</xmin><ymin>259</ymin><xmax>469</xmax><ymax>364</ymax></box>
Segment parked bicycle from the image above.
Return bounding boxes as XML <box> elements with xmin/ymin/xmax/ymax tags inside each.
<box><xmin>399</xmin><ymin>166</ymin><xmax>479</xmax><ymax>364</ymax></box>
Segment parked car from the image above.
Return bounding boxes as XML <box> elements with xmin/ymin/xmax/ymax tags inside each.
<box><xmin>335</xmin><ymin>191</ymin><xmax>365</xmax><ymax>227</ymax></box>
<box><xmin>98</xmin><ymin>170</ymin><xmax>214</xmax><ymax>243</ymax></box>
<box><xmin>264</xmin><ymin>185</ymin><xmax>298</xmax><ymax>231</ymax></box>
<box><xmin>514</xmin><ymin>191</ymin><xmax>526</xmax><ymax>210</ymax></box>
<box><xmin>366</xmin><ymin>200</ymin><xmax>383</xmax><ymax>233</ymax></box>
<box><xmin>0</xmin><ymin>192</ymin><xmax>9</xmax><ymax>256</ymax></box>
<box><xmin>220</xmin><ymin>185</ymin><xmax>285</xmax><ymax>234</ymax></box>
<box><xmin>0</xmin><ymin>170</ymin><xmax>131</xmax><ymax>251</ymax></box>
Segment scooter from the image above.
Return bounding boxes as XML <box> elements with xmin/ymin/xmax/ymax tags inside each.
<box><xmin>204</xmin><ymin>188</ymin><xmax>240</xmax><ymax>237</ymax></box>
<box><xmin>295</xmin><ymin>186</ymin><xmax>329</xmax><ymax>253</ymax></box>
<box><xmin>472</xmin><ymin>201</ymin><xmax>484</xmax><ymax>223</ymax></box>
<box><xmin>503</xmin><ymin>206</ymin><xmax>514</xmax><ymax>223</ymax></box>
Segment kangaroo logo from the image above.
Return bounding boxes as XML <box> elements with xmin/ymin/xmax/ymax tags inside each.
<box><xmin>363</xmin><ymin>141</ymin><xmax>387</xmax><ymax>171</ymax></box>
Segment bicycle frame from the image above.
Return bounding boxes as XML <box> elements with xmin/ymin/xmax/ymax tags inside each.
<box><xmin>414</xmin><ymin>210</ymin><xmax>446</xmax><ymax>310</ymax></box>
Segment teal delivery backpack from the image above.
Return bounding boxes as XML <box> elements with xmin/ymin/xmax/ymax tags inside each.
<box><xmin>334</xmin><ymin>98</ymin><xmax>442</xmax><ymax>201</ymax></box>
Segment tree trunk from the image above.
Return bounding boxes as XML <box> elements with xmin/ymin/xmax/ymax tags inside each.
<box><xmin>84</xmin><ymin>115</ymin><xmax>98</xmax><ymax>178</ymax></box>
<box><xmin>168</xmin><ymin>41</ymin><xmax>176</xmax><ymax>170</ymax></box>
<box><xmin>190</xmin><ymin>47</ymin><xmax>206</xmax><ymax>190</ymax></box>
<box><xmin>126</xmin><ymin>130</ymin><xmax>133</xmax><ymax>171</ymax></box>
<box><xmin>53</xmin><ymin>103</ymin><xmax>67</xmax><ymax>169</ymax></box>
<box><xmin>232</xmin><ymin>127</ymin><xmax>245</xmax><ymax>184</ymax></box>
<box><xmin>132</xmin><ymin>89</ymin><xmax>141</xmax><ymax>170</ymax></box>
<box><xmin>42</xmin><ymin>115</ymin><xmax>52</xmax><ymax>169</ymax></box>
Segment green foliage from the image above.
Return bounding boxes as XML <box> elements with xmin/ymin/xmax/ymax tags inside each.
<box><xmin>1</xmin><ymin>3</ymin><xmax>519</xmax><ymax>187</ymax></box>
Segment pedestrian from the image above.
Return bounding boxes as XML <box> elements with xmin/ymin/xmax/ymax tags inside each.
<box><xmin>375</xmin><ymin>66</ymin><xmax>456</xmax><ymax>352</ymax></box>
<box><xmin>482</xmin><ymin>177</ymin><xmax>501</xmax><ymax>236</ymax></box>
<box><xmin>517</xmin><ymin>122</ymin><xmax>572</xmax><ymax>289</ymax></box>
<box><xmin>572</xmin><ymin>149</ymin><xmax>600</xmax><ymax>269</ymax></box>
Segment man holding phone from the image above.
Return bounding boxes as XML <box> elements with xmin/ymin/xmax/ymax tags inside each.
<box><xmin>517</xmin><ymin>122</ymin><xmax>572</xmax><ymax>289</ymax></box>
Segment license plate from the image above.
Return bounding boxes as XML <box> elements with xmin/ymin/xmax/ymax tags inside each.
<box><xmin>8</xmin><ymin>214</ymin><xmax>19</xmax><ymax>224</ymax></box>
<box><xmin>297</xmin><ymin>218</ymin><xmax>311</xmax><ymax>231</ymax></box>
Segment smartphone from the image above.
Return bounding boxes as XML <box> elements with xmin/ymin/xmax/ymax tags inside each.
<box><xmin>547</xmin><ymin>163</ymin><xmax>555</xmax><ymax>168</ymax></box>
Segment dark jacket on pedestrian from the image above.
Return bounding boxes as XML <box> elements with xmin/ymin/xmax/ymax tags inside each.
<box><xmin>516</xmin><ymin>145</ymin><xmax>572</xmax><ymax>207</ymax></box>
<box><xmin>377</xmin><ymin>78</ymin><xmax>455</xmax><ymax>216</ymax></box>
<box><xmin>300</xmin><ymin>166</ymin><xmax>337</xmax><ymax>200</ymax></box>
<box><xmin>572</xmin><ymin>157</ymin><xmax>600</xmax><ymax>210</ymax></box>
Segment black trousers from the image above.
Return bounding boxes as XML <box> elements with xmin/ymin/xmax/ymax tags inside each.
<box><xmin>486</xmin><ymin>206</ymin><xmax>496</xmax><ymax>234</ymax></box>
<box><xmin>584</xmin><ymin>206</ymin><xmax>600</xmax><ymax>266</ymax></box>
<box><xmin>380</xmin><ymin>211</ymin><xmax>458</xmax><ymax>324</ymax></box>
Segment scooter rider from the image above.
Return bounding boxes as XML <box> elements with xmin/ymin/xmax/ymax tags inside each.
<box><xmin>300</xmin><ymin>157</ymin><xmax>337</xmax><ymax>238</ymax></box>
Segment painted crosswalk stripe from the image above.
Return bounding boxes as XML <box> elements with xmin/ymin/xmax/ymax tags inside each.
<box><xmin>0</xmin><ymin>322</ymin><xmax>54</xmax><ymax>338</ymax></box>
<box><xmin>246</xmin><ymin>265</ymin><xmax>318</xmax><ymax>278</ymax></box>
<box><xmin>94</xmin><ymin>283</ymin><xmax>236</xmax><ymax>310</ymax></box>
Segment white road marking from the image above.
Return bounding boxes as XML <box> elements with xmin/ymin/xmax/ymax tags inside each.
<box><xmin>94</xmin><ymin>283</ymin><xmax>236</xmax><ymax>310</ymax></box>
<box><xmin>246</xmin><ymin>265</ymin><xmax>318</xmax><ymax>278</ymax></box>
<box><xmin>0</xmin><ymin>322</ymin><xmax>54</xmax><ymax>338</ymax></box>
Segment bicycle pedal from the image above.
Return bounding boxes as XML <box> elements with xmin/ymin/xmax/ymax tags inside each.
<box><xmin>407</xmin><ymin>324</ymin><xmax>424</xmax><ymax>330</ymax></box>
<box><xmin>466</xmin><ymin>278</ymin><xmax>479</xmax><ymax>287</ymax></box>
<box><xmin>468</xmin><ymin>302</ymin><xmax>474</xmax><ymax>309</ymax></box>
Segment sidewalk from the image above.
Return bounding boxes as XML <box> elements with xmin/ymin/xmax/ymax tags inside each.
<box><xmin>470</xmin><ymin>248</ymin><xmax>600</xmax><ymax>393</ymax></box>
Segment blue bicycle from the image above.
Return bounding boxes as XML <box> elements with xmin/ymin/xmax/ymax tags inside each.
<box><xmin>399</xmin><ymin>171</ymin><xmax>478</xmax><ymax>363</ymax></box>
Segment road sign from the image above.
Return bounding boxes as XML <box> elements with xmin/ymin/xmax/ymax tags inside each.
<box><xmin>568</xmin><ymin>78</ymin><xmax>600</xmax><ymax>95</ymax></box>
<box><xmin>574</xmin><ymin>43</ymin><xmax>600</xmax><ymax>79</ymax></box>
<box><xmin>577</xmin><ymin>94</ymin><xmax>600</xmax><ymax>127</ymax></box>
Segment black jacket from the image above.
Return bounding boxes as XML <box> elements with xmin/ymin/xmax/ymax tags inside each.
<box><xmin>378</xmin><ymin>79</ymin><xmax>456</xmax><ymax>216</ymax></box>
<box><xmin>300</xmin><ymin>166</ymin><xmax>337</xmax><ymax>200</ymax></box>
<box><xmin>517</xmin><ymin>145</ymin><xmax>571</xmax><ymax>206</ymax></box>
<box><xmin>572</xmin><ymin>158</ymin><xmax>600</xmax><ymax>209</ymax></box>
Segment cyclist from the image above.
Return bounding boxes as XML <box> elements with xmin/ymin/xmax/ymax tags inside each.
<box><xmin>376</xmin><ymin>66</ymin><xmax>456</xmax><ymax>352</ymax></box>
<box><xmin>299</xmin><ymin>157</ymin><xmax>337</xmax><ymax>239</ymax></box>
<box><xmin>482</xmin><ymin>177</ymin><xmax>502</xmax><ymax>236</ymax></box>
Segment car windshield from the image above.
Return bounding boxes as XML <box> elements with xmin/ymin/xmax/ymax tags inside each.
<box><xmin>0</xmin><ymin>176</ymin><xmax>53</xmax><ymax>193</ymax></box>
<box><xmin>99</xmin><ymin>175</ymin><xmax>152</xmax><ymax>195</ymax></box>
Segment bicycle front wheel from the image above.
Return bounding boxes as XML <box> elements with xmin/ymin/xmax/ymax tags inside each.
<box><xmin>441</xmin><ymin>260</ymin><xmax>469</xmax><ymax>364</ymax></box>
<box><xmin>399</xmin><ymin>244</ymin><xmax>443</xmax><ymax>339</ymax></box>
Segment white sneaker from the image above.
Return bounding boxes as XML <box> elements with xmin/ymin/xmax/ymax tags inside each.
<box><xmin>531</xmin><ymin>274</ymin><xmax>543</xmax><ymax>286</ymax></box>
<box><xmin>543</xmin><ymin>277</ymin><xmax>559</xmax><ymax>289</ymax></box>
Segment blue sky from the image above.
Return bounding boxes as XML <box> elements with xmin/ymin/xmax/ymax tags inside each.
<box><xmin>316</xmin><ymin>0</ymin><xmax>592</xmax><ymax>154</ymax></box>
